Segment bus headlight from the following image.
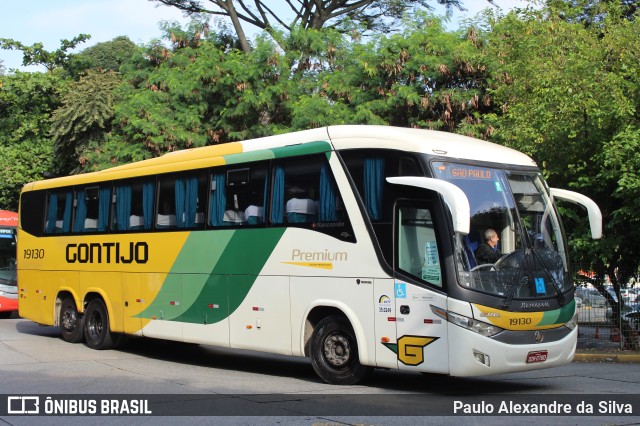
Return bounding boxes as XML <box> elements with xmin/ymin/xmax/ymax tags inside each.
<box><xmin>431</xmin><ymin>305</ymin><xmax>503</xmax><ymax>337</ymax></box>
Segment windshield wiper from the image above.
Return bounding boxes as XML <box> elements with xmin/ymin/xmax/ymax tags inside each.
<box><xmin>501</xmin><ymin>249</ymin><xmax>530</xmax><ymax>310</ymax></box>
<box><xmin>530</xmin><ymin>248</ymin><xmax>565</xmax><ymax>307</ymax></box>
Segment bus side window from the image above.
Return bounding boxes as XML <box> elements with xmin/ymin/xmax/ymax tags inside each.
<box><xmin>209</xmin><ymin>163</ymin><xmax>268</xmax><ymax>227</ymax></box>
<box><xmin>73</xmin><ymin>185</ymin><xmax>111</xmax><ymax>233</ymax></box>
<box><xmin>397</xmin><ymin>205</ymin><xmax>443</xmax><ymax>287</ymax></box>
<box><xmin>180</xmin><ymin>173</ymin><xmax>207</xmax><ymax>229</ymax></box>
<box><xmin>157</xmin><ymin>177</ymin><xmax>177</xmax><ymax>229</ymax></box>
<box><xmin>113</xmin><ymin>179</ymin><xmax>155</xmax><ymax>231</ymax></box>
<box><xmin>45</xmin><ymin>190</ymin><xmax>72</xmax><ymax>234</ymax></box>
<box><xmin>341</xmin><ymin>150</ymin><xmax>423</xmax><ymax>223</ymax></box>
<box><xmin>158</xmin><ymin>172</ymin><xmax>207</xmax><ymax>230</ymax></box>
<box><xmin>20</xmin><ymin>191</ymin><xmax>47</xmax><ymax>237</ymax></box>
<box><xmin>270</xmin><ymin>157</ymin><xmax>320</xmax><ymax>225</ymax></box>
<box><xmin>270</xmin><ymin>155</ymin><xmax>355</xmax><ymax>241</ymax></box>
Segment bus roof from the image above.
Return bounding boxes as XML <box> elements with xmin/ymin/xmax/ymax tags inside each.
<box><xmin>24</xmin><ymin>125</ymin><xmax>536</xmax><ymax>191</ymax></box>
<box><xmin>324</xmin><ymin>125</ymin><xmax>536</xmax><ymax>167</ymax></box>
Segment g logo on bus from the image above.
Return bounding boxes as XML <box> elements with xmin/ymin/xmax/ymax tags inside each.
<box><xmin>382</xmin><ymin>335</ymin><xmax>439</xmax><ymax>366</ymax></box>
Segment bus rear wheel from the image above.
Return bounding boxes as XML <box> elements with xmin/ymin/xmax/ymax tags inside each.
<box><xmin>310</xmin><ymin>315</ymin><xmax>372</xmax><ymax>385</ymax></box>
<box><xmin>59</xmin><ymin>297</ymin><xmax>84</xmax><ymax>343</ymax></box>
<box><xmin>84</xmin><ymin>298</ymin><xmax>119</xmax><ymax>350</ymax></box>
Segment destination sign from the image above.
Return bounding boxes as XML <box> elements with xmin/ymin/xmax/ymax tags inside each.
<box><xmin>445</xmin><ymin>166</ymin><xmax>493</xmax><ymax>180</ymax></box>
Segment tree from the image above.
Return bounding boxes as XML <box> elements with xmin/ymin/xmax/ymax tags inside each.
<box><xmin>0</xmin><ymin>71</ymin><xmax>63</xmax><ymax>209</ymax></box>
<box><xmin>103</xmin><ymin>15</ymin><xmax>490</xmax><ymax>163</ymax></box>
<box><xmin>151</xmin><ymin>0</ymin><xmax>467</xmax><ymax>52</ymax></box>
<box><xmin>287</xmin><ymin>13</ymin><xmax>492</xmax><ymax>135</ymax></box>
<box><xmin>49</xmin><ymin>69</ymin><xmax>123</xmax><ymax>175</ymax></box>
<box><xmin>0</xmin><ymin>34</ymin><xmax>91</xmax><ymax>72</ymax></box>
<box><xmin>75</xmin><ymin>36</ymin><xmax>139</xmax><ymax>72</ymax></box>
<box><xmin>110</xmin><ymin>20</ymin><xmax>300</xmax><ymax>156</ymax></box>
<box><xmin>480</xmin><ymin>2</ymin><xmax>640</xmax><ymax>347</ymax></box>
<box><xmin>546</xmin><ymin>0</ymin><xmax>639</xmax><ymax>22</ymax></box>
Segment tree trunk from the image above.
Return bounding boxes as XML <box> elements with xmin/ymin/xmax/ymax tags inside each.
<box><xmin>226</xmin><ymin>1</ymin><xmax>252</xmax><ymax>53</ymax></box>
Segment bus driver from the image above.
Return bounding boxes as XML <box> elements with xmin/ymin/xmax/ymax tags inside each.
<box><xmin>475</xmin><ymin>228</ymin><xmax>501</xmax><ymax>264</ymax></box>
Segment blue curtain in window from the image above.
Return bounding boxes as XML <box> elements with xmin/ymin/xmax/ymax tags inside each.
<box><xmin>209</xmin><ymin>174</ymin><xmax>226</xmax><ymax>226</ymax></box>
<box><xmin>184</xmin><ymin>177</ymin><xmax>198</xmax><ymax>228</ymax></box>
<box><xmin>142</xmin><ymin>182</ymin><xmax>155</xmax><ymax>229</ymax></box>
<box><xmin>175</xmin><ymin>179</ymin><xmax>186</xmax><ymax>228</ymax></box>
<box><xmin>46</xmin><ymin>194</ymin><xmax>58</xmax><ymax>234</ymax></box>
<box><xmin>319</xmin><ymin>164</ymin><xmax>337</xmax><ymax>221</ymax></box>
<box><xmin>270</xmin><ymin>166</ymin><xmax>284</xmax><ymax>224</ymax></box>
<box><xmin>98</xmin><ymin>187</ymin><xmax>111</xmax><ymax>231</ymax></box>
<box><xmin>364</xmin><ymin>158</ymin><xmax>384</xmax><ymax>221</ymax></box>
<box><xmin>62</xmin><ymin>191</ymin><xmax>72</xmax><ymax>232</ymax></box>
<box><xmin>73</xmin><ymin>190</ymin><xmax>87</xmax><ymax>232</ymax></box>
<box><xmin>116</xmin><ymin>185</ymin><xmax>132</xmax><ymax>231</ymax></box>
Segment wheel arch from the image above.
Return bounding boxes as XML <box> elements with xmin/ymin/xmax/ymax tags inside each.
<box><xmin>301</xmin><ymin>301</ymin><xmax>369</xmax><ymax>363</ymax></box>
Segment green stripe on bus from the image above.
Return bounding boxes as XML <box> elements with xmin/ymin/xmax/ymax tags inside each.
<box><xmin>177</xmin><ymin>228</ymin><xmax>285</xmax><ymax>323</ymax></box>
<box><xmin>538</xmin><ymin>299</ymin><xmax>575</xmax><ymax>326</ymax></box>
<box><xmin>223</xmin><ymin>150</ymin><xmax>275</xmax><ymax>165</ymax></box>
<box><xmin>271</xmin><ymin>141</ymin><xmax>332</xmax><ymax>158</ymax></box>
<box><xmin>135</xmin><ymin>228</ymin><xmax>285</xmax><ymax>324</ymax></box>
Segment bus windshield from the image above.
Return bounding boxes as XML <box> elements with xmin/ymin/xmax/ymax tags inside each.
<box><xmin>432</xmin><ymin>162</ymin><xmax>569</xmax><ymax>301</ymax></box>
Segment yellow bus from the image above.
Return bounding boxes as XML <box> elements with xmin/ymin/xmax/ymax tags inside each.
<box><xmin>18</xmin><ymin>125</ymin><xmax>601</xmax><ymax>385</ymax></box>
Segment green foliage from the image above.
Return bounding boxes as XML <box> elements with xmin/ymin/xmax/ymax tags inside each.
<box><xmin>0</xmin><ymin>141</ymin><xmax>52</xmax><ymax>211</ymax></box>
<box><xmin>0</xmin><ymin>35</ymin><xmax>91</xmax><ymax>72</ymax></box>
<box><xmin>106</xmin><ymin>16</ymin><xmax>491</xmax><ymax>162</ymax></box>
<box><xmin>112</xmin><ymin>21</ymin><xmax>299</xmax><ymax>155</ymax></box>
<box><xmin>0</xmin><ymin>71</ymin><xmax>61</xmax><ymax>209</ymax></box>
<box><xmin>49</xmin><ymin>69</ymin><xmax>123</xmax><ymax>174</ymax></box>
<box><xmin>479</xmin><ymin>2</ymin><xmax>640</xmax><ymax>281</ymax></box>
<box><xmin>288</xmin><ymin>14</ymin><xmax>492</xmax><ymax>135</ymax></box>
<box><xmin>152</xmin><ymin>0</ymin><xmax>467</xmax><ymax>52</ymax></box>
<box><xmin>74</xmin><ymin>36</ymin><xmax>138</xmax><ymax>72</ymax></box>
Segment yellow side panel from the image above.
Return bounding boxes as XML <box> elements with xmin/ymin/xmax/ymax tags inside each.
<box><xmin>122</xmin><ymin>273</ymin><xmax>142</xmax><ymax>334</ymax></box>
<box><xmin>19</xmin><ymin>270</ymin><xmax>77</xmax><ymax>326</ymax></box>
<box><xmin>80</xmin><ymin>272</ymin><xmax>122</xmax><ymax>332</ymax></box>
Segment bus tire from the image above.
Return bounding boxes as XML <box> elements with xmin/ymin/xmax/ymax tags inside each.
<box><xmin>84</xmin><ymin>298</ymin><xmax>119</xmax><ymax>350</ymax></box>
<box><xmin>59</xmin><ymin>297</ymin><xmax>84</xmax><ymax>343</ymax></box>
<box><xmin>310</xmin><ymin>315</ymin><xmax>372</xmax><ymax>385</ymax></box>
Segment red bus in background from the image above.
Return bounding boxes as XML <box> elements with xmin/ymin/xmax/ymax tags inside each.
<box><xmin>0</xmin><ymin>210</ymin><xmax>18</xmax><ymax>318</ymax></box>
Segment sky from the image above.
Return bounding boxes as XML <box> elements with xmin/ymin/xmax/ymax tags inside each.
<box><xmin>1</xmin><ymin>0</ymin><xmax>530</xmax><ymax>72</ymax></box>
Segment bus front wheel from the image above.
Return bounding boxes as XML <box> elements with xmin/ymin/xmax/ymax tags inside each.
<box><xmin>310</xmin><ymin>315</ymin><xmax>372</xmax><ymax>385</ymax></box>
<box><xmin>84</xmin><ymin>298</ymin><xmax>119</xmax><ymax>350</ymax></box>
<box><xmin>59</xmin><ymin>297</ymin><xmax>84</xmax><ymax>343</ymax></box>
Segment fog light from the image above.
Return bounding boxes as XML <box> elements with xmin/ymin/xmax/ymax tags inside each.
<box><xmin>473</xmin><ymin>349</ymin><xmax>490</xmax><ymax>367</ymax></box>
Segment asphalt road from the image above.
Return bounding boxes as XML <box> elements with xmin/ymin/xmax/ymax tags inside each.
<box><xmin>0</xmin><ymin>318</ymin><xmax>639</xmax><ymax>425</ymax></box>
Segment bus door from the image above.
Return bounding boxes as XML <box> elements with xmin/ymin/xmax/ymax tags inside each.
<box><xmin>393</xmin><ymin>201</ymin><xmax>449</xmax><ymax>374</ymax></box>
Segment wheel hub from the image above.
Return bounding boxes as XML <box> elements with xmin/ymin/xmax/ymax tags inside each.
<box><xmin>61</xmin><ymin>308</ymin><xmax>76</xmax><ymax>331</ymax></box>
<box><xmin>323</xmin><ymin>333</ymin><xmax>351</xmax><ymax>368</ymax></box>
<box><xmin>88</xmin><ymin>312</ymin><xmax>103</xmax><ymax>338</ymax></box>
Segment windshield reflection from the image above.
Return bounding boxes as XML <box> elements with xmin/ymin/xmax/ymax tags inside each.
<box><xmin>432</xmin><ymin>162</ymin><xmax>570</xmax><ymax>301</ymax></box>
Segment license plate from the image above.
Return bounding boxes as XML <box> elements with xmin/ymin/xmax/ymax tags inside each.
<box><xmin>526</xmin><ymin>350</ymin><xmax>548</xmax><ymax>363</ymax></box>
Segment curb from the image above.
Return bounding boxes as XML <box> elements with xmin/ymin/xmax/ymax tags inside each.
<box><xmin>574</xmin><ymin>353</ymin><xmax>640</xmax><ymax>363</ymax></box>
